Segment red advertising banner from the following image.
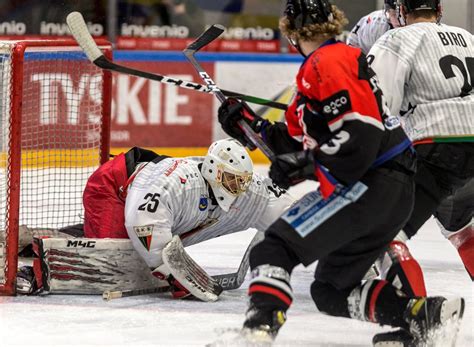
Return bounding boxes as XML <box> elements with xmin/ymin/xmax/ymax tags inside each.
<box><xmin>20</xmin><ymin>59</ymin><xmax>103</xmax><ymax>150</ymax></box>
<box><xmin>18</xmin><ymin>57</ymin><xmax>213</xmax><ymax>149</ymax></box>
<box><xmin>116</xmin><ymin>37</ymin><xmax>280</xmax><ymax>53</ymax></box>
<box><xmin>110</xmin><ymin>61</ymin><xmax>214</xmax><ymax>147</ymax></box>
<box><xmin>0</xmin><ymin>36</ymin><xmax>281</xmax><ymax>53</ymax></box>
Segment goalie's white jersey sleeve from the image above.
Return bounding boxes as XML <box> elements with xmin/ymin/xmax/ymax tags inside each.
<box><xmin>124</xmin><ymin>157</ymin><xmax>294</xmax><ymax>268</ymax></box>
<box><xmin>368</xmin><ymin>22</ymin><xmax>474</xmax><ymax>142</ymax></box>
<box><xmin>346</xmin><ymin>10</ymin><xmax>391</xmax><ymax>55</ymax></box>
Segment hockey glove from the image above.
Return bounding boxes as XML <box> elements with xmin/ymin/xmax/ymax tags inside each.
<box><xmin>218</xmin><ymin>98</ymin><xmax>268</xmax><ymax>148</ymax></box>
<box><xmin>269</xmin><ymin>150</ymin><xmax>316</xmax><ymax>190</ymax></box>
<box><xmin>152</xmin><ymin>268</ymin><xmax>192</xmax><ymax>299</ymax></box>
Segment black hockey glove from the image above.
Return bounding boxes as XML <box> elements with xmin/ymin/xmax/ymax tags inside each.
<box><xmin>218</xmin><ymin>98</ymin><xmax>268</xmax><ymax>148</ymax></box>
<box><xmin>269</xmin><ymin>150</ymin><xmax>316</xmax><ymax>190</ymax></box>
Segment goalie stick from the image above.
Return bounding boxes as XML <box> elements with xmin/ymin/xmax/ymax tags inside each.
<box><xmin>183</xmin><ymin>24</ymin><xmax>276</xmax><ymax>160</ymax></box>
<box><xmin>102</xmin><ymin>231</ymin><xmax>264</xmax><ymax>301</ymax></box>
<box><xmin>66</xmin><ymin>12</ymin><xmax>287</xmax><ymax>111</ymax></box>
<box><xmin>103</xmin><ymin>286</ymin><xmax>170</xmax><ymax>301</ymax></box>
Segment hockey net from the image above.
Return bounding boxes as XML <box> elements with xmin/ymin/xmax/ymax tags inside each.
<box><xmin>0</xmin><ymin>39</ymin><xmax>112</xmax><ymax>295</ymax></box>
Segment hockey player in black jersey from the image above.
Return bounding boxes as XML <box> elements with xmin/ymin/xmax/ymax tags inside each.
<box><xmin>217</xmin><ymin>0</ymin><xmax>465</xmax><ymax>346</ymax></box>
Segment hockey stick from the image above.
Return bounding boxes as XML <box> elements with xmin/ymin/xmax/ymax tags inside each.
<box><xmin>102</xmin><ymin>231</ymin><xmax>263</xmax><ymax>300</ymax></box>
<box><xmin>183</xmin><ymin>24</ymin><xmax>276</xmax><ymax>160</ymax></box>
<box><xmin>66</xmin><ymin>12</ymin><xmax>287</xmax><ymax>111</ymax></box>
<box><xmin>212</xmin><ymin>231</ymin><xmax>264</xmax><ymax>290</ymax></box>
<box><xmin>103</xmin><ymin>286</ymin><xmax>170</xmax><ymax>301</ymax></box>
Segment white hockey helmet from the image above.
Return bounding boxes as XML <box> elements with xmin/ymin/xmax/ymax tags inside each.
<box><xmin>201</xmin><ymin>138</ymin><xmax>253</xmax><ymax>212</ymax></box>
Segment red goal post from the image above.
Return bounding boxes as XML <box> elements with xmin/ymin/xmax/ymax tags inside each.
<box><xmin>0</xmin><ymin>39</ymin><xmax>112</xmax><ymax>295</ymax></box>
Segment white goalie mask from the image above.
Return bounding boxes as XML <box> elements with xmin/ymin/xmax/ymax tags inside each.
<box><xmin>201</xmin><ymin>138</ymin><xmax>253</xmax><ymax>212</ymax></box>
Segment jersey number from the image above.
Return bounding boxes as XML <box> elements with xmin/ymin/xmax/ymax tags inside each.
<box><xmin>439</xmin><ymin>55</ymin><xmax>474</xmax><ymax>97</ymax></box>
<box><xmin>138</xmin><ymin>193</ymin><xmax>160</xmax><ymax>213</ymax></box>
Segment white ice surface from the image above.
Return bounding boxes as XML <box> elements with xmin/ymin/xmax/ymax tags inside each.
<box><xmin>0</xmin><ymin>166</ymin><xmax>472</xmax><ymax>347</ymax></box>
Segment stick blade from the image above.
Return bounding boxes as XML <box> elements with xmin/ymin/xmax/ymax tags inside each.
<box><xmin>184</xmin><ymin>24</ymin><xmax>225</xmax><ymax>54</ymax></box>
<box><xmin>66</xmin><ymin>11</ymin><xmax>103</xmax><ymax>62</ymax></box>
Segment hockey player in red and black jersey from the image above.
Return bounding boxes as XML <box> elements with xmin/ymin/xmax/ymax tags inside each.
<box><xmin>217</xmin><ymin>0</ymin><xmax>465</xmax><ymax>345</ymax></box>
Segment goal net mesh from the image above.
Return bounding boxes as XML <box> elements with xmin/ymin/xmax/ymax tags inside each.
<box><xmin>0</xmin><ymin>40</ymin><xmax>111</xmax><ymax>294</ymax></box>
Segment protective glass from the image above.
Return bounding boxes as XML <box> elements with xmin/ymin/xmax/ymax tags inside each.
<box><xmin>221</xmin><ymin>171</ymin><xmax>252</xmax><ymax>195</ymax></box>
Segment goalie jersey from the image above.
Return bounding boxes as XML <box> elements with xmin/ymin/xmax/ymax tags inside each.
<box><xmin>368</xmin><ymin>22</ymin><xmax>474</xmax><ymax>143</ymax></box>
<box><xmin>124</xmin><ymin>157</ymin><xmax>293</xmax><ymax>269</ymax></box>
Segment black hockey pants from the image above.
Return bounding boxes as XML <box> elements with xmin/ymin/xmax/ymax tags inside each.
<box><xmin>404</xmin><ymin>142</ymin><xmax>474</xmax><ymax>237</ymax></box>
<box><xmin>249</xmin><ymin>149</ymin><xmax>416</xmax><ymax>317</ymax></box>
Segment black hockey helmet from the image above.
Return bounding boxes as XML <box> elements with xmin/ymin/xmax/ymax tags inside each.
<box><xmin>284</xmin><ymin>0</ymin><xmax>334</xmax><ymax>29</ymax></box>
<box><xmin>384</xmin><ymin>0</ymin><xmax>397</xmax><ymax>10</ymax></box>
<box><xmin>397</xmin><ymin>0</ymin><xmax>440</xmax><ymax>13</ymax></box>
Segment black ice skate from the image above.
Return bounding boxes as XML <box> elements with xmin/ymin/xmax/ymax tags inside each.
<box><xmin>241</xmin><ymin>304</ymin><xmax>287</xmax><ymax>344</ymax></box>
<box><xmin>373</xmin><ymin>296</ymin><xmax>465</xmax><ymax>347</ymax></box>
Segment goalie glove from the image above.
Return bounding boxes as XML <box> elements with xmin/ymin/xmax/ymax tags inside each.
<box><xmin>269</xmin><ymin>150</ymin><xmax>317</xmax><ymax>190</ymax></box>
<box><xmin>218</xmin><ymin>98</ymin><xmax>268</xmax><ymax>149</ymax></box>
<box><xmin>152</xmin><ymin>265</ymin><xmax>191</xmax><ymax>299</ymax></box>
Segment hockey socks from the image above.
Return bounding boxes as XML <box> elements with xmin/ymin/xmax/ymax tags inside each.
<box><xmin>378</xmin><ymin>240</ymin><xmax>427</xmax><ymax>297</ymax></box>
<box><xmin>445</xmin><ymin>223</ymin><xmax>474</xmax><ymax>280</ymax></box>
<box><xmin>243</xmin><ymin>265</ymin><xmax>293</xmax><ymax>339</ymax></box>
<box><xmin>348</xmin><ymin>280</ymin><xmax>410</xmax><ymax>327</ymax></box>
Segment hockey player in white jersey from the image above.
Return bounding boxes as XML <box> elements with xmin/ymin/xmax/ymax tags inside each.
<box><xmin>124</xmin><ymin>138</ymin><xmax>294</xmax><ymax>299</ymax></box>
<box><xmin>348</xmin><ymin>1</ymin><xmax>472</xmax><ymax>284</ymax></box>
<box><xmin>346</xmin><ymin>0</ymin><xmax>399</xmax><ymax>54</ymax></box>
<box><xmin>368</xmin><ymin>0</ymin><xmax>473</xmax><ymax>345</ymax></box>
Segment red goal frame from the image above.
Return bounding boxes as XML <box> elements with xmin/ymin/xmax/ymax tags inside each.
<box><xmin>0</xmin><ymin>39</ymin><xmax>112</xmax><ymax>296</ymax></box>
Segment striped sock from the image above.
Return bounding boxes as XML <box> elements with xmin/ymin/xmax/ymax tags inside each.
<box><xmin>248</xmin><ymin>264</ymin><xmax>294</xmax><ymax>310</ymax></box>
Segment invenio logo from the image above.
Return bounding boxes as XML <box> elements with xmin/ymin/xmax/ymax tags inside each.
<box><xmin>0</xmin><ymin>21</ymin><xmax>103</xmax><ymax>35</ymax></box>
<box><xmin>0</xmin><ymin>21</ymin><xmax>275</xmax><ymax>40</ymax></box>
<box><xmin>121</xmin><ymin>25</ymin><xmax>276</xmax><ymax>40</ymax></box>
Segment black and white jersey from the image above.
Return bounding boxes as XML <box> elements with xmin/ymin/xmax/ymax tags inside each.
<box><xmin>369</xmin><ymin>23</ymin><xmax>474</xmax><ymax>142</ymax></box>
<box><xmin>124</xmin><ymin>157</ymin><xmax>294</xmax><ymax>268</ymax></box>
<box><xmin>347</xmin><ymin>10</ymin><xmax>391</xmax><ymax>55</ymax></box>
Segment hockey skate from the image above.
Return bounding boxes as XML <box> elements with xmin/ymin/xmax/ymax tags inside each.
<box><xmin>240</xmin><ymin>304</ymin><xmax>287</xmax><ymax>345</ymax></box>
<box><xmin>373</xmin><ymin>296</ymin><xmax>465</xmax><ymax>347</ymax></box>
<box><xmin>16</xmin><ymin>265</ymin><xmax>38</xmax><ymax>295</ymax></box>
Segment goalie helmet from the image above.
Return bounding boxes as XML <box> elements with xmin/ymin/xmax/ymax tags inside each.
<box><xmin>284</xmin><ymin>0</ymin><xmax>334</xmax><ymax>30</ymax></box>
<box><xmin>201</xmin><ymin>138</ymin><xmax>253</xmax><ymax>212</ymax></box>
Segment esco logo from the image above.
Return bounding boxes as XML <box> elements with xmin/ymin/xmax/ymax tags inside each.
<box><xmin>323</xmin><ymin>96</ymin><xmax>348</xmax><ymax>115</ymax></box>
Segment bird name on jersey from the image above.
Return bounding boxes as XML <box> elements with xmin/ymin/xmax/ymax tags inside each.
<box><xmin>437</xmin><ymin>31</ymin><xmax>468</xmax><ymax>48</ymax></box>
